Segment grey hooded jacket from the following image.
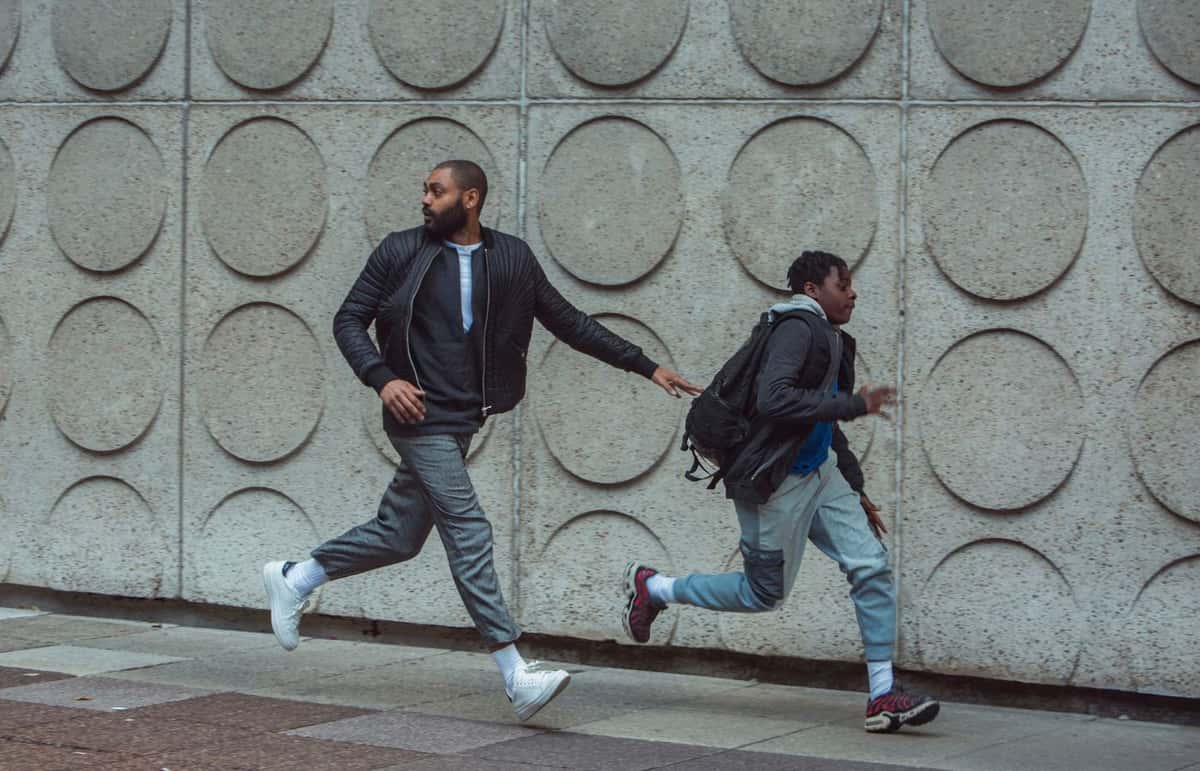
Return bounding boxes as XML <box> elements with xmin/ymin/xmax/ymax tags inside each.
<box><xmin>721</xmin><ymin>295</ymin><xmax>868</xmax><ymax>504</ymax></box>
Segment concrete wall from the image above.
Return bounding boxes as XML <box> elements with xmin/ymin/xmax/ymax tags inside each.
<box><xmin>0</xmin><ymin>1</ymin><xmax>1197</xmax><ymax>698</ymax></box>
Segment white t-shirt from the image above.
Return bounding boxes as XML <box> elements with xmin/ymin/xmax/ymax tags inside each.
<box><xmin>446</xmin><ymin>240</ymin><xmax>482</xmax><ymax>332</ymax></box>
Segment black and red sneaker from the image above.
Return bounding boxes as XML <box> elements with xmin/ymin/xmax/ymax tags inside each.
<box><xmin>622</xmin><ymin>561</ymin><xmax>663</xmax><ymax>644</ymax></box>
<box><xmin>864</xmin><ymin>684</ymin><xmax>940</xmax><ymax>733</ymax></box>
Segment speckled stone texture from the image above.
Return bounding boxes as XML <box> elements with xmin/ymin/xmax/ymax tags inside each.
<box><xmin>0</xmin><ymin>0</ymin><xmax>1198</xmax><ymax>702</ymax></box>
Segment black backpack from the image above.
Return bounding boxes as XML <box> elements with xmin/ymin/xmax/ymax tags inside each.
<box><xmin>681</xmin><ymin>310</ymin><xmax>810</xmax><ymax>488</ymax></box>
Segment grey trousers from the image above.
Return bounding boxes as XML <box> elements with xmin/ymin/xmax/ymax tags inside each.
<box><xmin>311</xmin><ymin>432</ymin><xmax>521</xmax><ymax>647</ymax></box>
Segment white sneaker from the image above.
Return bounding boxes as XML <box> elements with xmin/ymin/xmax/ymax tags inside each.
<box><xmin>507</xmin><ymin>661</ymin><xmax>570</xmax><ymax>721</ymax></box>
<box><xmin>262</xmin><ymin>560</ymin><xmax>307</xmax><ymax>651</ymax></box>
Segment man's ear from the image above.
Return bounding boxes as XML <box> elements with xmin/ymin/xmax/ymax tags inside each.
<box><xmin>464</xmin><ymin>188</ymin><xmax>480</xmax><ymax>210</ymax></box>
<box><xmin>802</xmin><ymin>281</ymin><xmax>820</xmax><ymax>299</ymax></box>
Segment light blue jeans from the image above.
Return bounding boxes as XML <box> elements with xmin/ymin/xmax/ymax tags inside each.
<box><xmin>673</xmin><ymin>455</ymin><xmax>895</xmax><ymax>660</ymax></box>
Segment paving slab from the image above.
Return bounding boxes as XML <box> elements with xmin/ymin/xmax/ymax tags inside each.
<box><xmin>0</xmin><ymin>675</ymin><xmax>210</xmax><ymax>711</ymax></box>
<box><xmin>403</xmin><ymin>687</ymin><xmax>637</xmax><ymax>731</ymax></box>
<box><xmin>251</xmin><ymin>660</ymin><xmax>497</xmax><ymax>710</ymax></box>
<box><xmin>0</xmin><ymin>615</ymin><xmax>161</xmax><ymax>644</ymax></box>
<box><xmin>0</xmin><ymin>739</ymin><xmax>132</xmax><ymax>768</ymax></box>
<box><xmin>0</xmin><ymin>645</ymin><xmax>187</xmax><ymax>676</ymax></box>
<box><xmin>665</xmin><ymin>749</ymin><xmax>938</xmax><ymax>770</ymax></box>
<box><xmin>0</xmin><ymin>664</ymin><xmax>74</xmax><ymax>689</ymax></box>
<box><xmin>940</xmin><ymin>717</ymin><xmax>1200</xmax><ymax>771</ymax></box>
<box><xmin>572</xmin><ymin>705</ymin><xmax>815</xmax><ymax>749</ymax></box>
<box><xmin>0</xmin><ymin>697</ymin><xmax>87</xmax><ymax>728</ymax></box>
<box><xmin>99</xmin><ymin>639</ymin><xmax>445</xmax><ymax>692</ymax></box>
<box><xmin>289</xmin><ymin>710</ymin><xmax>545</xmax><ymax>754</ymax></box>
<box><xmin>669</xmin><ymin>681</ymin><xmax>866</xmax><ymax>722</ymax></box>
<box><xmin>0</xmin><ymin>607</ymin><xmax>46</xmax><ymax>620</ymax></box>
<box><xmin>148</xmin><ymin>731</ymin><xmax>428</xmax><ymax>770</ymax></box>
<box><xmin>744</xmin><ymin>702</ymin><xmax>1094</xmax><ymax>767</ymax></box>
<box><xmin>559</xmin><ymin>667</ymin><xmax>751</xmax><ymax>712</ymax></box>
<box><xmin>0</xmin><ymin>637</ymin><xmax>48</xmax><ymax>654</ymax></box>
<box><xmin>9</xmin><ymin>712</ymin><xmax>260</xmax><ymax>756</ymax></box>
<box><xmin>77</xmin><ymin>624</ymin><xmax>279</xmax><ymax>658</ymax></box>
<box><xmin>469</xmin><ymin>731</ymin><xmax>721</xmax><ymax>770</ymax></box>
<box><xmin>128</xmin><ymin>691</ymin><xmax>373</xmax><ymax>731</ymax></box>
<box><xmin>381</xmin><ymin>756</ymin><xmax>556</xmax><ymax>771</ymax></box>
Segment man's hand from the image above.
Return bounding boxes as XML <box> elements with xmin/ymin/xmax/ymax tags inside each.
<box><xmin>861</xmin><ymin>492</ymin><xmax>887</xmax><ymax>540</ymax></box>
<box><xmin>380</xmin><ymin>379</ymin><xmax>426</xmax><ymax>423</ymax></box>
<box><xmin>651</xmin><ymin>366</ymin><xmax>704</xmax><ymax>398</ymax></box>
<box><xmin>857</xmin><ymin>382</ymin><xmax>897</xmax><ymax>419</ymax></box>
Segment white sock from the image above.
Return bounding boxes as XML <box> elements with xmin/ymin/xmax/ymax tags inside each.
<box><xmin>492</xmin><ymin>643</ymin><xmax>526</xmax><ymax>693</ymax></box>
<box><xmin>284</xmin><ymin>559</ymin><xmax>328</xmax><ymax>597</ymax></box>
<box><xmin>646</xmin><ymin>574</ymin><xmax>676</xmax><ymax>606</ymax></box>
<box><xmin>868</xmin><ymin>660</ymin><xmax>894</xmax><ymax>699</ymax></box>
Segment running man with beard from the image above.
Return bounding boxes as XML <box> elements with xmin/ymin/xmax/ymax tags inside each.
<box><xmin>263</xmin><ymin>160</ymin><xmax>701</xmax><ymax>721</ymax></box>
<box><xmin>622</xmin><ymin>251</ymin><xmax>941</xmax><ymax>733</ymax></box>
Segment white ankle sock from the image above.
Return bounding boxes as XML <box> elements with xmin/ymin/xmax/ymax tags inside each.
<box><xmin>284</xmin><ymin>559</ymin><xmax>328</xmax><ymax>597</ymax></box>
<box><xmin>868</xmin><ymin>660</ymin><xmax>894</xmax><ymax>699</ymax></box>
<box><xmin>646</xmin><ymin>574</ymin><xmax>676</xmax><ymax>606</ymax></box>
<box><xmin>492</xmin><ymin>644</ymin><xmax>526</xmax><ymax>693</ymax></box>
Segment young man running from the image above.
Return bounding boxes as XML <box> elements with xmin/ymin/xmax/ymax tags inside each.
<box><xmin>263</xmin><ymin>160</ymin><xmax>701</xmax><ymax>721</ymax></box>
<box><xmin>623</xmin><ymin>250</ymin><xmax>940</xmax><ymax>733</ymax></box>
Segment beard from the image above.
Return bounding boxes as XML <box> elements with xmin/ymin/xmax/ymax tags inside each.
<box><xmin>423</xmin><ymin>198</ymin><xmax>468</xmax><ymax>238</ymax></box>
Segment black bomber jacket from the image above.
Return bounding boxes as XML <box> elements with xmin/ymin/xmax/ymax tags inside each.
<box><xmin>333</xmin><ymin>226</ymin><xmax>658</xmax><ymax>419</ymax></box>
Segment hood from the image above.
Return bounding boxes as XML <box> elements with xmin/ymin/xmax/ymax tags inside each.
<box><xmin>768</xmin><ymin>294</ymin><xmax>827</xmax><ymax>322</ymax></box>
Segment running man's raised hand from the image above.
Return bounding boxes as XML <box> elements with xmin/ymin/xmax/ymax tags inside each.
<box><xmin>651</xmin><ymin>366</ymin><xmax>704</xmax><ymax>398</ymax></box>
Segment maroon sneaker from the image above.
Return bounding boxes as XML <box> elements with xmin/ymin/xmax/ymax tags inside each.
<box><xmin>622</xmin><ymin>561</ymin><xmax>663</xmax><ymax>644</ymax></box>
<box><xmin>865</xmin><ymin>684</ymin><xmax>940</xmax><ymax>733</ymax></box>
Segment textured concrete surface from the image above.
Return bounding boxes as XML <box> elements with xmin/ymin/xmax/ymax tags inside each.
<box><xmin>0</xmin><ymin>2</ymin><xmax>1198</xmax><ymax>703</ymax></box>
<box><xmin>0</xmin><ymin>609</ymin><xmax>1196</xmax><ymax>769</ymax></box>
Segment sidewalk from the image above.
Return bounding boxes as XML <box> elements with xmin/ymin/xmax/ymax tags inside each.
<box><xmin>0</xmin><ymin>608</ymin><xmax>1196</xmax><ymax>770</ymax></box>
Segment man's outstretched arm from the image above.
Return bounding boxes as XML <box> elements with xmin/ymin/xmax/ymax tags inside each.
<box><xmin>531</xmin><ymin>259</ymin><xmax>701</xmax><ymax>398</ymax></box>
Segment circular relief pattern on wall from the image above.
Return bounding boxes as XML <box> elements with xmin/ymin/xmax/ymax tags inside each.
<box><xmin>920</xmin><ymin>330</ymin><xmax>1084</xmax><ymax>511</ymax></box>
<box><xmin>47</xmin><ymin>297</ymin><xmax>165</xmax><ymax>452</ymax></box>
<box><xmin>724</xmin><ymin>118</ymin><xmax>877</xmax><ymax>290</ymax></box>
<box><xmin>48</xmin><ymin>118</ymin><xmax>167</xmax><ymax>273</ymax></box>
<box><xmin>916</xmin><ymin>540</ymin><xmax>1082</xmax><ymax>683</ymax></box>
<box><xmin>1129</xmin><ymin>341</ymin><xmax>1200</xmax><ymax>523</ymax></box>
<box><xmin>369</xmin><ymin>0</ymin><xmax>506</xmax><ymax>90</ymax></box>
<box><xmin>191</xmin><ymin>487</ymin><xmax>321</xmax><ymax>608</ymax></box>
<box><xmin>41</xmin><ymin>477</ymin><xmax>172</xmax><ymax>596</ymax></box>
<box><xmin>365</xmin><ymin>118</ymin><xmax>498</xmax><ymax>246</ymax></box>
<box><xmin>924</xmin><ymin>120</ymin><xmax>1087</xmax><ymax>301</ymax></box>
<box><xmin>361</xmin><ymin>386</ymin><xmax>495</xmax><ymax>466</ymax></box>
<box><xmin>1134</xmin><ymin>125</ymin><xmax>1200</xmax><ymax>306</ymax></box>
<box><xmin>52</xmin><ymin>0</ymin><xmax>173</xmax><ymax>91</ymax></box>
<box><xmin>1128</xmin><ymin>558</ymin><xmax>1200</xmax><ymax>696</ymax></box>
<box><xmin>730</xmin><ymin>0</ymin><xmax>883</xmax><ymax>86</ymax></box>
<box><xmin>540</xmin><ymin>118</ymin><xmax>682</xmax><ymax>286</ymax></box>
<box><xmin>1138</xmin><ymin>0</ymin><xmax>1200</xmax><ymax>85</ymax></box>
<box><xmin>0</xmin><ymin>136</ymin><xmax>14</xmax><ymax>248</ymax></box>
<box><xmin>0</xmin><ymin>313</ymin><xmax>11</xmax><ymax>419</ymax></box>
<box><xmin>205</xmin><ymin>0</ymin><xmax>333</xmax><ymax>91</ymax></box>
<box><xmin>0</xmin><ymin>0</ymin><xmax>18</xmax><ymax>73</ymax></box>
<box><xmin>533</xmin><ymin>315</ymin><xmax>680</xmax><ymax>485</ymax></box>
<box><xmin>522</xmin><ymin>510</ymin><xmax>678</xmax><ymax>645</ymax></box>
<box><xmin>201</xmin><ymin>118</ymin><xmax>327</xmax><ymax>277</ymax></box>
<box><xmin>547</xmin><ymin>0</ymin><xmax>689</xmax><ymax>87</ymax></box>
<box><xmin>926</xmin><ymin>0</ymin><xmax>1091</xmax><ymax>87</ymax></box>
<box><xmin>197</xmin><ymin>303</ymin><xmax>325</xmax><ymax>463</ymax></box>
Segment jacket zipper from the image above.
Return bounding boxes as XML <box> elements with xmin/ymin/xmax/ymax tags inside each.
<box><xmin>404</xmin><ymin>248</ymin><xmax>437</xmax><ymax>392</ymax></box>
<box><xmin>480</xmin><ymin>246</ymin><xmax>493</xmax><ymax>417</ymax></box>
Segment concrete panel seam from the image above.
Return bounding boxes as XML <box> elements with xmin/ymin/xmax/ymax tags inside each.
<box><xmin>176</xmin><ymin>0</ymin><xmax>193</xmax><ymax>599</ymax></box>
<box><xmin>895</xmin><ymin>0</ymin><xmax>912</xmax><ymax>652</ymax></box>
<box><xmin>6</xmin><ymin>98</ymin><xmax>1200</xmax><ymax>108</ymax></box>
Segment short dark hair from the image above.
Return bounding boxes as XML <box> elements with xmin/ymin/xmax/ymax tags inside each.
<box><xmin>434</xmin><ymin>159</ymin><xmax>488</xmax><ymax>208</ymax></box>
<box><xmin>786</xmin><ymin>250</ymin><xmax>848</xmax><ymax>293</ymax></box>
